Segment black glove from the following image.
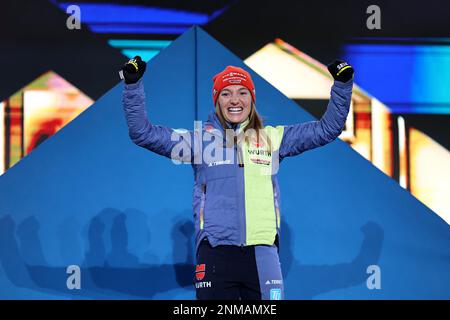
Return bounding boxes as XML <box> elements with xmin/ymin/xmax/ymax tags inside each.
<box><xmin>120</xmin><ymin>56</ymin><xmax>147</xmax><ymax>84</ymax></box>
<box><xmin>327</xmin><ymin>59</ymin><xmax>354</xmax><ymax>83</ymax></box>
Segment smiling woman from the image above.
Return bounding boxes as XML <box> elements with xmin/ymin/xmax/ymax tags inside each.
<box><xmin>121</xmin><ymin>58</ymin><xmax>354</xmax><ymax>300</ymax></box>
<box><xmin>213</xmin><ymin>66</ymin><xmax>268</xmax><ymax>150</ymax></box>
<box><xmin>213</xmin><ymin>66</ymin><xmax>255</xmax><ymax>125</ymax></box>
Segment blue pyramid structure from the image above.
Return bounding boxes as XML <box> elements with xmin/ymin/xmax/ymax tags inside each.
<box><xmin>0</xmin><ymin>27</ymin><xmax>449</xmax><ymax>299</ymax></box>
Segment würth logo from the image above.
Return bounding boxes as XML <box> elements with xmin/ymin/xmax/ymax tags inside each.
<box><xmin>196</xmin><ymin>264</ymin><xmax>206</xmax><ymax>280</ymax></box>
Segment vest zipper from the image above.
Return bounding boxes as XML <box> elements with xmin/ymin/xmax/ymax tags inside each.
<box><xmin>199</xmin><ymin>184</ymin><xmax>206</xmax><ymax>230</ymax></box>
<box><xmin>235</xmin><ymin>132</ymin><xmax>245</xmax><ymax>247</ymax></box>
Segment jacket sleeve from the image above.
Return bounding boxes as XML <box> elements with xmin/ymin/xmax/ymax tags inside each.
<box><xmin>122</xmin><ymin>79</ymin><xmax>193</xmax><ymax>162</ymax></box>
<box><xmin>279</xmin><ymin>79</ymin><xmax>353</xmax><ymax>159</ymax></box>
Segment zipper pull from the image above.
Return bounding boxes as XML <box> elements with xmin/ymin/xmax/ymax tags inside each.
<box><xmin>238</xmin><ymin>148</ymin><xmax>244</xmax><ymax>167</ymax></box>
<box><xmin>235</xmin><ymin>136</ymin><xmax>244</xmax><ymax>167</ymax></box>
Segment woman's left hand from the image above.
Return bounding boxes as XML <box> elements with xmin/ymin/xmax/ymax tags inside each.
<box><xmin>327</xmin><ymin>60</ymin><xmax>354</xmax><ymax>83</ymax></box>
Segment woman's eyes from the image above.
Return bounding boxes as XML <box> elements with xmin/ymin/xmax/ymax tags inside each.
<box><xmin>221</xmin><ymin>91</ymin><xmax>247</xmax><ymax>97</ymax></box>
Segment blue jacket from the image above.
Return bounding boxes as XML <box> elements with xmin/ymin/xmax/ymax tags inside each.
<box><xmin>122</xmin><ymin>79</ymin><xmax>353</xmax><ymax>252</ymax></box>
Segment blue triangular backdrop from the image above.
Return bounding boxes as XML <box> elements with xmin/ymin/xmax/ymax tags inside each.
<box><xmin>0</xmin><ymin>27</ymin><xmax>449</xmax><ymax>299</ymax></box>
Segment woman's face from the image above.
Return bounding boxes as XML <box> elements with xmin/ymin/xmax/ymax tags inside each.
<box><xmin>217</xmin><ymin>85</ymin><xmax>252</xmax><ymax>124</ymax></box>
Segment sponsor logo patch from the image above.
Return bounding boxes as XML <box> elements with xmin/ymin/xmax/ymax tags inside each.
<box><xmin>270</xmin><ymin>288</ymin><xmax>282</xmax><ymax>300</ymax></box>
<box><xmin>195</xmin><ymin>281</ymin><xmax>212</xmax><ymax>289</ymax></box>
<box><xmin>195</xmin><ymin>264</ymin><xmax>206</xmax><ymax>281</ymax></box>
<box><xmin>251</xmin><ymin>135</ymin><xmax>265</xmax><ymax>148</ymax></box>
<box><xmin>208</xmin><ymin>159</ymin><xmax>232</xmax><ymax>167</ymax></box>
<box><xmin>204</xmin><ymin>124</ymin><xmax>214</xmax><ymax>133</ymax></box>
<box><xmin>265</xmin><ymin>279</ymin><xmax>283</xmax><ymax>285</ymax></box>
<box><xmin>250</xmin><ymin>158</ymin><xmax>271</xmax><ymax>165</ymax></box>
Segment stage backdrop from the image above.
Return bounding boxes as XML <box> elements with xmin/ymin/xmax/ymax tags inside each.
<box><xmin>0</xmin><ymin>27</ymin><xmax>449</xmax><ymax>299</ymax></box>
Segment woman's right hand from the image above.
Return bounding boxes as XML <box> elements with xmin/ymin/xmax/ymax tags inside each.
<box><xmin>121</xmin><ymin>56</ymin><xmax>147</xmax><ymax>84</ymax></box>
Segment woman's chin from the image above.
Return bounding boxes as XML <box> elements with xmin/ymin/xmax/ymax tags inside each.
<box><xmin>225</xmin><ymin>114</ymin><xmax>246</xmax><ymax>124</ymax></box>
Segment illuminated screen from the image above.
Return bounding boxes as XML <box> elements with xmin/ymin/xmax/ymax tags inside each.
<box><xmin>1</xmin><ymin>71</ymin><xmax>93</xmax><ymax>171</ymax></box>
<box><xmin>344</xmin><ymin>43</ymin><xmax>450</xmax><ymax>114</ymax></box>
<box><xmin>23</xmin><ymin>87</ymin><xmax>92</xmax><ymax>155</ymax></box>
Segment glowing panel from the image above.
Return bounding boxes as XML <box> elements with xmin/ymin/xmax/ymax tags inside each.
<box><xmin>245</xmin><ymin>43</ymin><xmax>332</xmax><ymax>99</ymax></box>
<box><xmin>108</xmin><ymin>39</ymin><xmax>172</xmax><ymax>49</ymax></box>
<box><xmin>409</xmin><ymin>127</ymin><xmax>450</xmax><ymax>224</ymax></box>
<box><xmin>23</xmin><ymin>87</ymin><xmax>92</xmax><ymax>156</ymax></box>
<box><xmin>90</xmin><ymin>25</ymin><xmax>189</xmax><ymax>34</ymax></box>
<box><xmin>344</xmin><ymin>43</ymin><xmax>450</xmax><ymax>114</ymax></box>
<box><xmin>59</xmin><ymin>3</ymin><xmax>210</xmax><ymax>24</ymax></box>
<box><xmin>2</xmin><ymin>71</ymin><xmax>93</xmax><ymax>172</ymax></box>
<box><xmin>108</xmin><ymin>39</ymin><xmax>172</xmax><ymax>61</ymax></box>
<box><xmin>121</xmin><ymin>49</ymin><xmax>160</xmax><ymax>61</ymax></box>
<box><xmin>339</xmin><ymin>100</ymin><xmax>355</xmax><ymax>141</ymax></box>
<box><xmin>56</xmin><ymin>3</ymin><xmax>229</xmax><ymax>34</ymax></box>
<box><xmin>371</xmin><ymin>98</ymin><xmax>393</xmax><ymax>176</ymax></box>
<box><xmin>397</xmin><ymin>116</ymin><xmax>407</xmax><ymax>189</ymax></box>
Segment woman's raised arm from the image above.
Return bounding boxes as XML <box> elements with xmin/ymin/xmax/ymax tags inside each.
<box><xmin>121</xmin><ymin>57</ymin><xmax>193</xmax><ymax>162</ymax></box>
<box><xmin>279</xmin><ymin>60</ymin><xmax>354</xmax><ymax>159</ymax></box>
